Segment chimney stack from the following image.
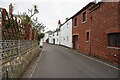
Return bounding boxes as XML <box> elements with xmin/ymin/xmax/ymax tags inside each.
<box><xmin>9</xmin><ymin>3</ymin><xmax>13</xmax><ymax>14</ymax></box>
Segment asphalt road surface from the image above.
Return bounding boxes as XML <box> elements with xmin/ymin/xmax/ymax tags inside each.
<box><xmin>31</xmin><ymin>43</ymin><xmax>119</xmax><ymax>78</ymax></box>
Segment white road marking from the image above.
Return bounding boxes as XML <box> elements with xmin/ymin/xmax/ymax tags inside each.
<box><xmin>29</xmin><ymin>48</ymin><xmax>44</xmax><ymax>79</ymax></box>
<box><xmin>60</xmin><ymin>46</ymin><xmax>120</xmax><ymax>71</ymax></box>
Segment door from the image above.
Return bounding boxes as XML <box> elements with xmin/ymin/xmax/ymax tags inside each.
<box><xmin>74</xmin><ymin>35</ymin><xmax>78</xmax><ymax>50</ymax></box>
<box><xmin>53</xmin><ymin>38</ymin><xmax>55</xmax><ymax>44</ymax></box>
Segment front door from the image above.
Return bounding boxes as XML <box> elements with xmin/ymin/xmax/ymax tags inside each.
<box><xmin>53</xmin><ymin>38</ymin><xmax>55</xmax><ymax>44</ymax></box>
<box><xmin>74</xmin><ymin>36</ymin><xmax>78</xmax><ymax>50</ymax></box>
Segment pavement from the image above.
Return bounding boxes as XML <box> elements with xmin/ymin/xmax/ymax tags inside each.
<box><xmin>22</xmin><ymin>43</ymin><xmax>120</xmax><ymax>78</ymax></box>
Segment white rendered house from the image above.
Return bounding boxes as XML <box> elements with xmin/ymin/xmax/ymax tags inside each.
<box><xmin>59</xmin><ymin>18</ymin><xmax>72</xmax><ymax>48</ymax></box>
<box><xmin>43</xmin><ymin>30</ymin><xmax>52</xmax><ymax>43</ymax></box>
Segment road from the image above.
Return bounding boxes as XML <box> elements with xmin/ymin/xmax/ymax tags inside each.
<box><xmin>31</xmin><ymin>43</ymin><xmax>119</xmax><ymax>78</ymax></box>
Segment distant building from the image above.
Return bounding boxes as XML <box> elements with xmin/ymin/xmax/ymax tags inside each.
<box><xmin>43</xmin><ymin>30</ymin><xmax>52</xmax><ymax>43</ymax></box>
<box><xmin>49</xmin><ymin>32</ymin><xmax>53</xmax><ymax>44</ymax></box>
<box><xmin>48</xmin><ymin>20</ymin><xmax>61</xmax><ymax>45</ymax></box>
<box><xmin>53</xmin><ymin>29</ymin><xmax>60</xmax><ymax>45</ymax></box>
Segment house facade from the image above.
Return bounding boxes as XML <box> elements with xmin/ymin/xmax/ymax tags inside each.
<box><xmin>43</xmin><ymin>30</ymin><xmax>52</xmax><ymax>43</ymax></box>
<box><xmin>89</xmin><ymin>2</ymin><xmax>120</xmax><ymax>64</ymax></box>
<box><xmin>53</xmin><ymin>30</ymin><xmax>60</xmax><ymax>45</ymax></box>
<box><xmin>60</xmin><ymin>18</ymin><xmax>72</xmax><ymax>48</ymax></box>
<box><xmin>48</xmin><ymin>29</ymin><xmax>60</xmax><ymax>45</ymax></box>
<box><xmin>72</xmin><ymin>2</ymin><xmax>120</xmax><ymax>64</ymax></box>
<box><xmin>49</xmin><ymin>32</ymin><xmax>53</xmax><ymax>44</ymax></box>
<box><xmin>72</xmin><ymin>2</ymin><xmax>95</xmax><ymax>52</ymax></box>
<box><xmin>48</xmin><ymin>20</ymin><xmax>61</xmax><ymax>45</ymax></box>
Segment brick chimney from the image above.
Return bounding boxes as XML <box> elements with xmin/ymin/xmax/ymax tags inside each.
<box><xmin>9</xmin><ymin>3</ymin><xmax>13</xmax><ymax>14</ymax></box>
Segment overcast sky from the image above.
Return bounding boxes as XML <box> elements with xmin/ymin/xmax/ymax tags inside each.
<box><xmin>0</xmin><ymin>0</ymin><xmax>95</xmax><ymax>31</ymax></box>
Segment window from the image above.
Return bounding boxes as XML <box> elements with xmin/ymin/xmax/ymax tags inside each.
<box><xmin>57</xmin><ymin>32</ymin><xmax>58</xmax><ymax>36</ymax></box>
<box><xmin>53</xmin><ymin>33</ymin><xmax>54</xmax><ymax>36</ymax></box>
<box><xmin>74</xmin><ymin>18</ymin><xmax>77</xmax><ymax>27</ymax></box>
<box><xmin>67</xmin><ymin>36</ymin><xmax>69</xmax><ymax>42</ymax></box>
<box><xmin>108</xmin><ymin>33</ymin><xmax>120</xmax><ymax>47</ymax></box>
<box><xmin>67</xmin><ymin>23</ymin><xmax>69</xmax><ymax>29</ymax></box>
<box><xmin>67</xmin><ymin>23</ymin><xmax>69</xmax><ymax>25</ymax></box>
<box><xmin>83</xmin><ymin>12</ymin><xmax>86</xmax><ymax>22</ymax></box>
<box><xmin>86</xmin><ymin>32</ymin><xmax>89</xmax><ymax>41</ymax></box>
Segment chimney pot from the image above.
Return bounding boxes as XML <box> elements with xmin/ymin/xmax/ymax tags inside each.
<box><xmin>58</xmin><ymin>20</ymin><xmax>61</xmax><ymax>25</ymax></box>
<box><xmin>9</xmin><ymin>3</ymin><xmax>13</xmax><ymax>14</ymax></box>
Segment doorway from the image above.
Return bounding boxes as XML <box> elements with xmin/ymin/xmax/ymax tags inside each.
<box><xmin>53</xmin><ymin>38</ymin><xmax>55</xmax><ymax>44</ymax></box>
<box><xmin>73</xmin><ymin>35</ymin><xmax>78</xmax><ymax>50</ymax></box>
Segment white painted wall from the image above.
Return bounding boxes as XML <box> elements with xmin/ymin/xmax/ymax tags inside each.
<box><xmin>43</xmin><ymin>33</ymin><xmax>49</xmax><ymax>42</ymax></box>
<box><xmin>48</xmin><ymin>30</ymin><xmax>60</xmax><ymax>45</ymax></box>
<box><xmin>59</xmin><ymin>19</ymin><xmax>72</xmax><ymax>48</ymax></box>
<box><xmin>49</xmin><ymin>33</ymin><xmax>53</xmax><ymax>44</ymax></box>
<box><xmin>54</xmin><ymin>31</ymin><xmax>60</xmax><ymax>45</ymax></box>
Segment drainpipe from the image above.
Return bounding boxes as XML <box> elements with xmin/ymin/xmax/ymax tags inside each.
<box><xmin>89</xmin><ymin>15</ymin><xmax>92</xmax><ymax>56</ymax></box>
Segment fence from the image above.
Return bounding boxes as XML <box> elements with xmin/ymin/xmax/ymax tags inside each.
<box><xmin>0</xmin><ymin>40</ymin><xmax>38</xmax><ymax>79</ymax></box>
<box><xmin>0</xmin><ymin>7</ymin><xmax>40</xmax><ymax>79</ymax></box>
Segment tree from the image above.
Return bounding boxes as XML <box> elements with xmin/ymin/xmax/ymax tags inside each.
<box><xmin>18</xmin><ymin>5</ymin><xmax>39</xmax><ymax>25</ymax></box>
<box><xmin>37</xmin><ymin>33</ymin><xmax>45</xmax><ymax>41</ymax></box>
<box><xmin>18</xmin><ymin>4</ymin><xmax>45</xmax><ymax>34</ymax></box>
<box><xmin>31</xmin><ymin>17</ymin><xmax>46</xmax><ymax>32</ymax></box>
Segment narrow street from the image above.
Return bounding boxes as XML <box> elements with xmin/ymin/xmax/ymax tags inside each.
<box><xmin>30</xmin><ymin>43</ymin><xmax>119</xmax><ymax>78</ymax></box>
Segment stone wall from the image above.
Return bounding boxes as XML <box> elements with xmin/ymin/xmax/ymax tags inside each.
<box><xmin>0</xmin><ymin>40</ymin><xmax>41</xmax><ymax>79</ymax></box>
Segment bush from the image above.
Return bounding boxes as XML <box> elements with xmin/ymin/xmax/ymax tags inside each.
<box><xmin>37</xmin><ymin>33</ymin><xmax>45</xmax><ymax>41</ymax></box>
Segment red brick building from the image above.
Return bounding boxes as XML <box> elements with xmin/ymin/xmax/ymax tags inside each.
<box><xmin>72</xmin><ymin>2</ymin><xmax>120</xmax><ymax>64</ymax></box>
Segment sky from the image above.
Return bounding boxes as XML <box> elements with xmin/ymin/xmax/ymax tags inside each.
<box><xmin>0</xmin><ymin>0</ymin><xmax>95</xmax><ymax>31</ymax></box>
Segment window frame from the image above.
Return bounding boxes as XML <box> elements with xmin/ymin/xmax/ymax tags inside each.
<box><xmin>86</xmin><ymin>32</ymin><xmax>89</xmax><ymax>41</ymax></box>
<box><xmin>74</xmin><ymin>17</ymin><xmax>77</xmax><ymax>27</ymax></box>
<box><xmin>108</xmin><ymin>33</ymin><xmax>120</xmax><ymax>47</ymax></box>
<box><xmin>83</xmin><ymin>11</ymin><xmax>86</xmax><ymax>22</ymax></box>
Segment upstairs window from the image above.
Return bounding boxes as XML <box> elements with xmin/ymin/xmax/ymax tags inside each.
<box><xmin>67</xmin><ymin>36</ymin><xmax>69</xmax><ymax>42</ymax></box>
<box><xmin>83</xmin><ymin>12</ymin><xmax>86</xmax><ymax>22</ymax></box>
<box><xmin>53</xmin><ymin>33</ymin><xmax>54</xmax><ymax>36</ymax></box>
<box><xmin>108</xmin><ymin>33</ymin><xmax>120</xmax><ymax>47</ymax></box>
<box><xmin>57</xmin><ymin>32</ymin><xmax>58</xmax><ymax>36</ymax></box>
<box><xmin>74</xmin><ymin>18</ymin><xmax>77</xmax><ymax>27</ymax></box>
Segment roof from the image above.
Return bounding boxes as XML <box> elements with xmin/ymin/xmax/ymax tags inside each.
<box><xmin>89</xmin><ymin>1</ymin><xmax>104</xmax><ymax>11</ymax></box>
<box><xmin>71</xmin><ymin>2</ymin><xmax>95</xmax><ymax>18</ymax></box>
<box><xmin>60</xmin><ymin>17</ymin><xmax>72</xmax><ymax>28</ymax></box>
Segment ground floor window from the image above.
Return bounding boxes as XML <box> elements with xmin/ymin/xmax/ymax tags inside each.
<box><xmin>67</xmin><ymin>36</ymin><xmax>69</xmax><ymax>42</ymax></box>
<box><xmin>108</xmin><ymin>33</ymin><xmax>120</xmax><ymax>47</ymax></box>
<box><xmin>86</xmin><ymin>32</ymin><xmax>89</xmax><ymax>41</ymax></box>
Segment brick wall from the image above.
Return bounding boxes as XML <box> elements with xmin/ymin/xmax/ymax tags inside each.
<box><xmin>72</xmin><ymin>3</ymin><xmax>94</xmax><ymax>54</ymax></box>
<box><xmin>90</xmin><ymin>2</ymin><xmax>119</xmax><ymax>64</ymax></box>
<box><xmin>72</xmin><ymin>2</ymin><xmax>120</xmax><ymax>64</ymax></box>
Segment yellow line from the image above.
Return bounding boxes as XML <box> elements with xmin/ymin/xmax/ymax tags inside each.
<box><xmin>29</xmin><ymin>49</ymin><xmax>44</xmax><ymax>79</ymax></box>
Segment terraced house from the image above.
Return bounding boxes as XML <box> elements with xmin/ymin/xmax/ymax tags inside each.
<box><xmin>59</xmin><ymin>18</ymin><xmax>72</xmax><ymax>48</ymax></box>
<box><xmin>72</xmin><ymin>1</ymin><xmax>120</xmax><ymax>64</ymax></box>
